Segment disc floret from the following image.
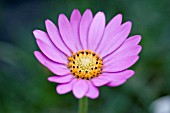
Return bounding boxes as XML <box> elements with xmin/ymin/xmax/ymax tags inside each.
<box><xmin>68</xmin><ymin>50</ymin><xmax>103</xmax><ymax>80</ymax></box>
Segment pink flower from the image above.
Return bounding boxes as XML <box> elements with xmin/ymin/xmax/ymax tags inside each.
<box><xmin>33</xmin><ymin>9</ymin><xmax>142</xmax><ymax>99</ymax></box>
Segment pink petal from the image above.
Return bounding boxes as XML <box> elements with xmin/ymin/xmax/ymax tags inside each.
<box><xmin>33</xmin><ymin>30</ymin><xmax>59</xmax><ymax>52</ymax></box>
<box><xmin>123</xmin><ymin>35</ymin><xmax>142</xmax><ymax>48</ymax></box>
<box><xmin>44</xmin><ymin>61</ymin><xmax>70</xmax><ymax>76</ymax></box>
<box><xmin>58</xmin><ymin>14</ymin><xmax>78</xmax><ymax>52</ymax></box>
<box><xmin>85</xmin><ymin>81</ymin><xmax>99</xmax><ymax>99</ymax></box>
<box><xmin>102</xmin><ymin>70</ymin><xmax>135</xmax><ymax>81</ymax></box>
<box><xmin>104</xmin><ymin>14</ymin><xmax>122</xmax><ymax>37</ymax></box>
<box><xmin>107</xmin><ymin>79</ymin><xmax>126</xmax><ymax>87</ymax></box>
<box><xmin>73</xmin><ymin>80</ymin><xmax>88</xmax><ymax>99</ymax></box>
<box><xmin>34</xmin><ymin>51</ymin><xmax>47</xmax><ymax>65</ymax></box>
<box><xmin>111</xmin><ymin>35</ymin><xmax>142</xmax><ymax>54</ymax></box>
<box><xmin>79</xmin><ymin>9</ymin><xmax>93</xmax><ymax>50</ymax></box>
<box><xmin>33</xmin><ymin>30</ymin><xmax>67</xmax><ymax>63</ymax></box>
<box><xmin>96</xmin><ymin>14</ymin><xmax>122</xmax><ymax>54</ymax></box>
<box><xmin>91</xmin><ymin>75</ymin><xmax>111</xmax><ymax>87</ymax></box>
<box><xmin>87</xmin><ymin>12</ymin><xmax>105</xmax><ymax>51</ymax></box>
<box><xmin>70</xmin><ymin>9</ymin><xmax>82</xmax><ymax>50</ymax></box>
<box><xmin>33</xmin><ymin>30</ymin><xmax>52</xmax><ymax>45</ymax></box>
<box><xmin>45</xmin><ymin>19</ymin><xmax>72</xmax><ymax>56</ymax></box>
<box><xmin>36</xmin><ymin>39</ymin><xmax>67</xmax><ymax>64</ymax></box>
<box><xmin>106</xmin><ymin>70</ymin><xmax>134</xmax><ymax>87</ymax></box>
<box><xmin>99</xmin><ymin>21</ymin><xmax>132</xmax><ymax>58</ymax></box>
<box><xmin>56</xmin><ymin>79</ymin><xmax>76</xmax><ymax>94</ymax></box>
<box><xmin>34</xmin><ymin>51</ymin><xmax>70</xmax><ymax>75</ymax></box>
<box><xmin>48</xmin><ymin>74</ymin><xmax>73</xmax><ymax>83</ymax></box>
<box><xmin>103</xmin><ymin>55</ymin><xmax>139</xmax><ymax>72</ymax></box>
<box><xmin>104</xmin><ymin>45</ymin><xmax>142</xmax><ymax>65</ymax></box>
<box><xmin>113</xmin><ymin>38</ymin><xmax>142</xmax><ymax>54</ymax></box>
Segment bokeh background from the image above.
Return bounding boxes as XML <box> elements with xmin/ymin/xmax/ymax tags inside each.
<box><xmin>0</xmin><ymin>0</ymin><xmax>170</xmax><ymax>113</ymax></box>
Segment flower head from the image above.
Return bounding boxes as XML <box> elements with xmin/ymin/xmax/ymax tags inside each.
<box><xmin>33</xmin><ymin>9</ymin><xmax>142</xmax><ymax>99</ymax></box>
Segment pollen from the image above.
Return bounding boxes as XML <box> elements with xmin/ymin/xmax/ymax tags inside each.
<box><xmin>68</xmin><ymin>50</ymin><xmax>103</xmax><ymax>80</ymax></box>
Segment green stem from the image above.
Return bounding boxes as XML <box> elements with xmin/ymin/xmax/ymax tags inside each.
<box><xmin>78</xmin><ymin>97</ymin><xmax>88</xmax><ymax>113</ymax></box>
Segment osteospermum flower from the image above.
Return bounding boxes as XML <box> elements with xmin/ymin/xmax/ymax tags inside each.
<box><xmin>33</xmin><ymin>9</ymin><xmax>142</xmax><ymax>99</ymax></box>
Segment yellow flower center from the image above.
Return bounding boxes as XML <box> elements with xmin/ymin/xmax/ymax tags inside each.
<box><xmin>68</xmin><ymin>50</ymin><xmax>103</xmax><ymax>80</ymax></box>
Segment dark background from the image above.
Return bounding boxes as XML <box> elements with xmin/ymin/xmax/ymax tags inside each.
<box><xmin>0</xmin><ymin>0</ymin><xmax>170</xmax><ymax>113</ymax></box>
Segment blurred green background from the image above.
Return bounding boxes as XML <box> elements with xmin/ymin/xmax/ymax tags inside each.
<box><xmin>0</xmin><ymin>0</ymin><xmax>170</xmax><ymax>113</ymax></box>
